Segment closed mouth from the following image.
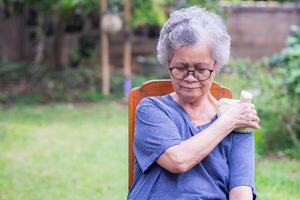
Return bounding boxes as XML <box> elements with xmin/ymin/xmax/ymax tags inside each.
<box><xmin>181</xmin><ymin>86</ymin><xmax>201</xmax><ymax>89</ymax></box>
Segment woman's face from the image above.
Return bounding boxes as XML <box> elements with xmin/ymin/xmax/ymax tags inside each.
<box><xmin>169</xmin><ymin>39</ymin><xmax>216</xmax><ymax>103</ymax></box>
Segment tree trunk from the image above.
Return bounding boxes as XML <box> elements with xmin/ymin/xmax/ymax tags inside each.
<box><xmin>53</xmin><ymin>16</ymin><xmax>65</xmax><ymax>71</ymax></box>
<box><xmin>31</xmin><ymin>14</ymin><xmax>45</xmax><ymax>76</ymax></box>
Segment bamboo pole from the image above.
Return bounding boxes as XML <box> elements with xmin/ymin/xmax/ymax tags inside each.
<box><xmin>123</xmin><ymin>0</ymin><xmax>132</xmax><ymax>98</ymax></box>
<box><xmin>100</xmin><ymin>0</ymin><xmax>110</xmax><ymax>95</ymax></box>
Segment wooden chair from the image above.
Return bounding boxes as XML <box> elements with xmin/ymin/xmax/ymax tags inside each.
<box><xmin>128</xmin><ymin>79</ymin><xmax>232</xmax><ymax>190</ymax></box>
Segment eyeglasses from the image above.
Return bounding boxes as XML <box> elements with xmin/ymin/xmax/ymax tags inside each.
<box><xmin>169</xmin><ymin>66</ymin><xmax>214</xmax><ymax>81</ymax></box>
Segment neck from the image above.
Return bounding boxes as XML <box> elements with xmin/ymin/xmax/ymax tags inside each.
<box><xmin>171</xmin><ymin>92</ymin><xmax>217</xmax><ymax>124</ymax></box>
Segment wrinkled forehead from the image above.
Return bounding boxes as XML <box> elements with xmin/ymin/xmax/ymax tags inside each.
<box><xmin>170</xmin><ymin>37</ymin><xmax>214</xmax><ymax>65</ymax></box>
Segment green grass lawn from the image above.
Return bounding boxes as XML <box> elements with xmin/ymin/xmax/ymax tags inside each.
<box><xmin>0</xmin><ymin>101</ymin><xmax>299</xmax><ymax>200</ymax></box>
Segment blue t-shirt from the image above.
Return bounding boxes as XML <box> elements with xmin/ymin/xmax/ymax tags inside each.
<box><xmin>128</xmin><ymin>94</ymin><xmax>256</xmax><ymax>200</ymax></box>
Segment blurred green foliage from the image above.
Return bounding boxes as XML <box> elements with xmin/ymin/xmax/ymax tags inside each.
<box><xmin>0</xmin><ymin>62</ymin><xmax>102</xmax><ymax>104</ymax></box>
<box><xmin>218</xmin><ymin>57</ymin><xmax>300</xmax><ymax>157</ymax></box>
<box><xmin>268</xmin><ymin>25</ymin><xmax>300</xmax><ymax>102</ymax></box>
<box><xmin>217</xmin><ymin>26</ymin><xmax>300</xmax><ymax>157</ymax></box>
<box><xmin>0</xmin><ymin>60</ymin><xmax>161</xmax><ymax>104</ymax></box>
<box><xmin>264</xmin><ymin>25</ymin><xmax>300</xmax><ymax>156</ymax></box>
<box><xmin>131</xmin><ymin>0</ymin><xmax>167</xmax><ymax>28</ymax></box>
<box><xmin>3</xmin><ymin>0</ymin><xmax>98</xmax><ymax>16</ymax></box>
<box><xmin>131</xmin><ymin>0</ymin><xmax>219</xmax><ymax>28</ymax></box>
<box><xmin>1</xmin><ymin>0</ymin><xmax>220</xmax><ymax>28</ymax></box>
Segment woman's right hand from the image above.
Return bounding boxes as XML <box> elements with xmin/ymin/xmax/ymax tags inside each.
<box><xmin>219</xmin><ymin>102</ymin><xmax>260</xmax><ymax>131</ymax></box>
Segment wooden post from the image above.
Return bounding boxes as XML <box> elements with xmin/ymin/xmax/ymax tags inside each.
<box><xmin>123</xmin><ymin>0</ymin><xmax>132</xmax><ymax>98</ymax></box>
<box><xmin>100</xmin><ymin>0</ymin><xmax>110</xmax><ymax>95</ymax></box>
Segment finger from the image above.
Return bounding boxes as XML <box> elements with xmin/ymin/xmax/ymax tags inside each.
<box><xmin>240</xmin><ymin>104</ymin><xmax>253</xmax><ymax>114</ymax></box>
<box><xmin>246</xmin><ymin>113</ymin><xmax>256</xmax><ymax>121</ymax></box>
<box><xmin>242</xmin><ymin>115</ymin><xmax>259</xmax><ymax>125</ymax></box>
<box><xmin>249</xmin><ymin>113</ymin><xmax>260</xmax><ymax>123</ymax></box>
<box><xmin>254</xmin><ymin>116</ymin><xmax>260</xmax><ymax>123</ymax></box>
<box><xmin>237</xmin><ymin>122</ymin><xmax>259</xmax><ymax>129</ymax></box>
<box><xmin>240</xmin><ymin>118</ymin><xmax>260</xmax><ymax>129</ymax></box>
<box><xmin>250</xmin><ymin>109</ymin><xmax>257</xmax><ymax>115</ymax></box>
<box><xmin>250</xmin><ymin>121</ymin><xmax>260</xmax><ymax>129</ymax></box>
<box><xmin>238</xmin><ymin>118</ymin><xmax>253</xmax><ymax>127</ymax></box>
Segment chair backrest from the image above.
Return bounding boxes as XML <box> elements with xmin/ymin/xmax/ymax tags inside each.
<box><xmin>128</xmin><ymin>79</ymin><xmax>232</xmax><ymax>190</ymax></box>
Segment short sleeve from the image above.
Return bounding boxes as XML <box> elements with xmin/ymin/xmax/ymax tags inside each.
<box><xmin>134</xmin><ymin>98</ymin><xmax>182</xmax><ymax>173</ymax></box>
<box><xmin>229</xmin><ymin>132</ymin><xmax>256</xmax><ymax>199</ymax></box>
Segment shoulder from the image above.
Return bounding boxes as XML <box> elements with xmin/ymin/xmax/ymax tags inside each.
<box><xmin>137</xmin><ymin>96</ymin><xmax>159</xmax><ymax>107</ymax></box>
<box><xmin>135</xmin><ymin>95</ymin><xmax>182</xmax><ymax>124</ymax></box>
<box><xmin>137</xmin><ymin>95</ymin><xmax>170</xmax><ymax>111</ymax></box>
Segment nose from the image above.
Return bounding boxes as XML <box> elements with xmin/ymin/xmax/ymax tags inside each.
<box><xmin>184</xmin><ymin>71</ymin><xmax>198</xmax><ymax>82</ymax></box>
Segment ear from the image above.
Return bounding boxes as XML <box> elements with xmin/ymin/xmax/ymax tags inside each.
<box><xmin>168</xmin><ymin>58</ymin><xmax>172</xmax><ymax>67</ymax></box>
<box><xmin>213</xmin><ymin>60</ymin><xmax>217</xmax><ymax>68</ymax></box>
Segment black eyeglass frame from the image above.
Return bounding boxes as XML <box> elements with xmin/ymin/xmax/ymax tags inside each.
<box><xmin>168</xmin><ymin>67</ymin><xmax>214</xmax><ymax>81</ymax></box>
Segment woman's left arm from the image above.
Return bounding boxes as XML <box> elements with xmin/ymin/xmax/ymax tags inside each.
<box><xmin>228</xmin><ymin>132</ymin><xmax>256</xmax><ymax>200</ymax></box>
<box><xmin>229</xmin><ymin>186</ymin><xmax>252</xmax><ymax>200</ymax></box>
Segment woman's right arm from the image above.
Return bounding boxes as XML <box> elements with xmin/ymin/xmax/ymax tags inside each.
<box><xmin>156</xmin><ymin>102</ymin><xmax>260</xmax><ymax>173</ymax></box>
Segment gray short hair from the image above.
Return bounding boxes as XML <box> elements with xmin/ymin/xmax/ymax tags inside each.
<box><xmin>157</xmin><ymin>6</ymin><xmax>231</xmax><ymax>71</ymax></box>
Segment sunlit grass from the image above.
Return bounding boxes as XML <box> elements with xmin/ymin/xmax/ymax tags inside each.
<box><xmin>0</xmin><ymin>102</ymin><xmax>128</xmax><ymax>200</ymax></box>
<box><xmin>0</xmin><ymin>101</ymin><xmax>299</xmax><ymax>200</ymax></box>
<box><xmin>256</xmin><ymin>158</ymin><xmax>300</xmax><ymax>200</ymax></box>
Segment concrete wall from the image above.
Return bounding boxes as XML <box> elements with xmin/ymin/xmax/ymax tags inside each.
<box><xmin>221</xmin><ymin>1</ymin><xmax>300</xmax><ymax>59</ymax></box>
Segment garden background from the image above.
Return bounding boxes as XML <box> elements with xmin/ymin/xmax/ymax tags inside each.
<box><xmin>0</xmin><ymin>0</ymin><xmax>300</xmax><ymax>199</ymax></box>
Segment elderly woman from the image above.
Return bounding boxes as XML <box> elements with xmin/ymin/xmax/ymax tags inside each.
<box><xmin>127</xmin><ymin>6</ymin><xmax>260</xmax><ymax>200</ymax></box>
